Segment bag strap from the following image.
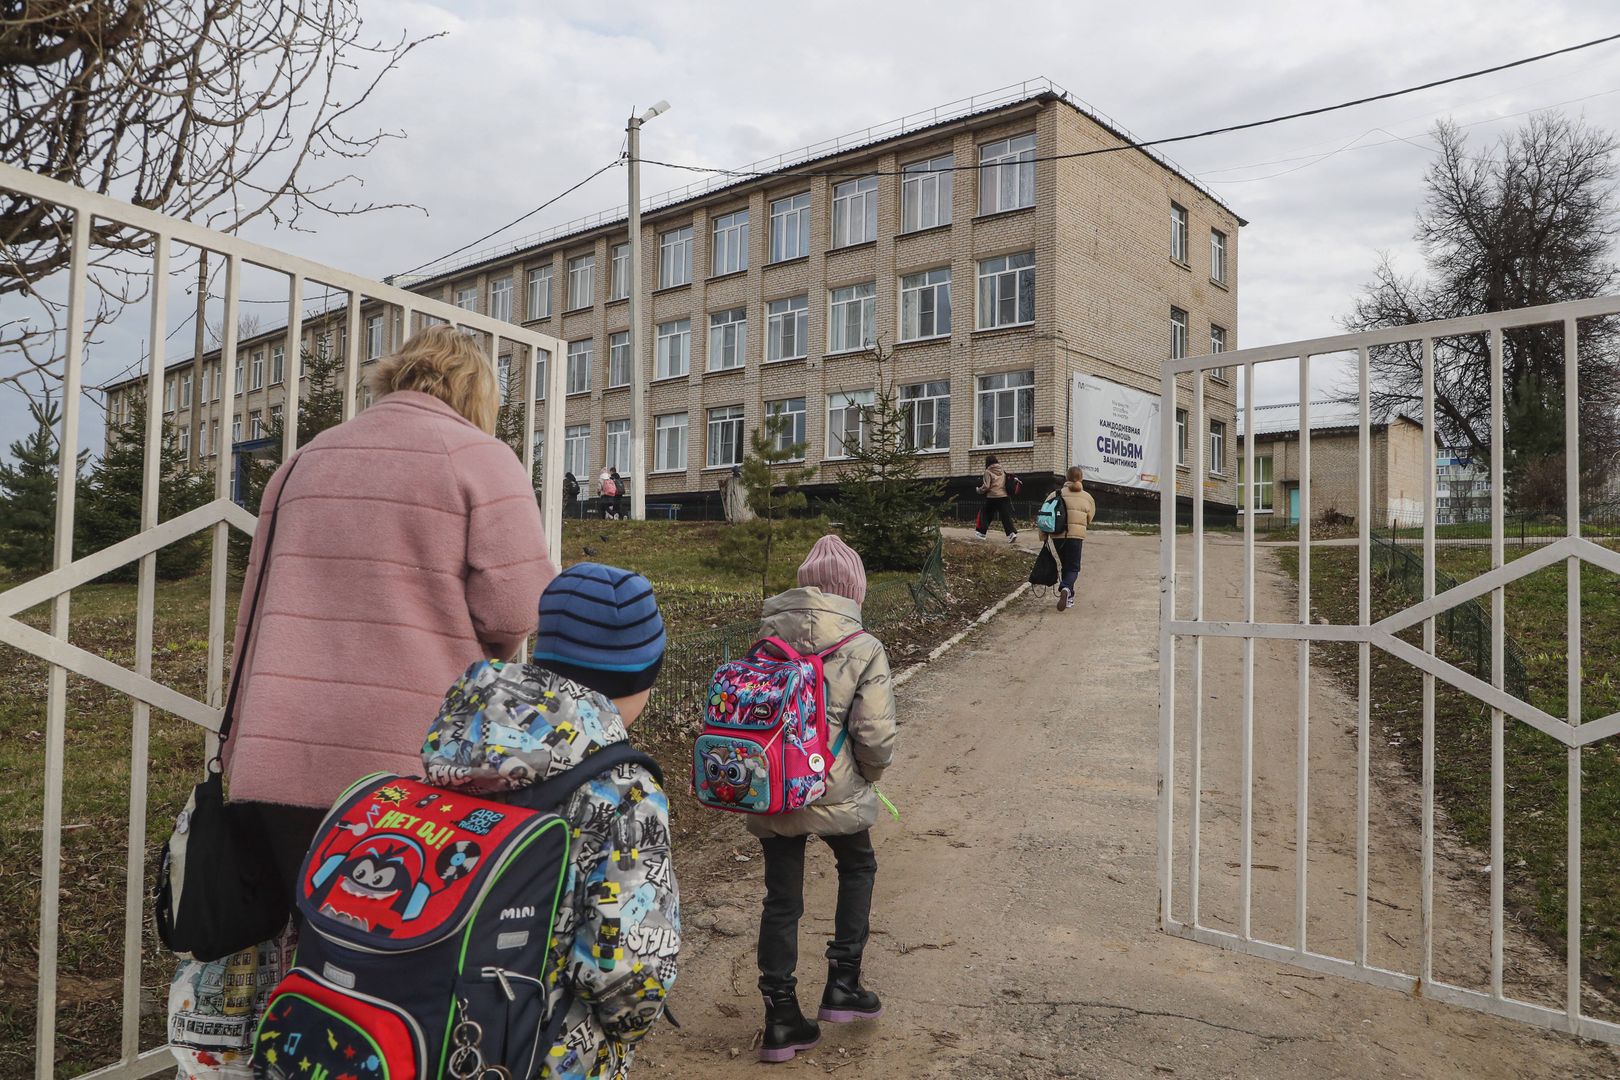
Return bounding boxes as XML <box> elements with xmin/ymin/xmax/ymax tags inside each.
<box><xmin>750</xmin><ymin>635</ymin><xmax>806</xmax><ymax>661</ymax></box>
<box><xmin>815</xmin><ymin>629</ymin><xmax>867</xmax><ymax>660</ymax></box>
<box><xmin>506</xmin><ymin>741</ymin><xmax>665</xmax><ymax>813</ymax></box>
<box><xmin>216</xmin><ymin>454</ymin><xmax>302</xmax><ymax>756</ymax></box>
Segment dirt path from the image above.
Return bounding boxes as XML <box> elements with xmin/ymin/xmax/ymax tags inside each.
<box><xmin>635</xmin><ymin>532</ymin><xmax>1620</xmax><ymax>1078</ymax></box>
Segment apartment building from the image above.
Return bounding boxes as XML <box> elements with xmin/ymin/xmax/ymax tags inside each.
<box><xmin>104</xmin><ymin>81</ymin><xmax>1242</xmax><ymax>510</ymax></box>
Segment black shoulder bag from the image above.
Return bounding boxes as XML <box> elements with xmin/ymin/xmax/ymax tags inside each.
<box><xmin>155</xmin><ymin>456</ymin><xmax>301</xmax><ymax>961</ymax></box>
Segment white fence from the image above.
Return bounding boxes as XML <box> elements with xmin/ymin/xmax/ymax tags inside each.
<box><xmin>0</xmin><ymin>159</ymin><xmax>566</xmax><ymax>1080</ymax></box>
<box><xmin>1158</xmin><ymin>295</ymin><xmax>1620</xmax><ymax>1044</ymax></box>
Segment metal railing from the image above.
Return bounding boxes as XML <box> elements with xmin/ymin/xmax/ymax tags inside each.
<box><xmin>0</xmin><ymin>159</ymin><xmax>566</xmax><ymax>1080</ymax></box>
<box><xmin>1159</xmin><ymin>294</ymin><xmax>1620</xmax><ymax>1045</ymax></box>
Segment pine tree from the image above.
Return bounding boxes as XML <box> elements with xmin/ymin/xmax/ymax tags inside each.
<box><xmin>716</xmin><ymin>415</ymin><xmax>817</xmax><ymax>597</ymax></box>
<box><xmin>0</xmin><ymin>399</ymin><xmax>70</xmax><ymax>575</ymax></box>
<box><xmin>79</xmin><ymin>392</ymin><xmax>213</xmax><ymax>580</ymax></box>
<box><xmin>831</xmin><ymin>344</ymin><xmax>948</xmax><ymax>572</ymax></box>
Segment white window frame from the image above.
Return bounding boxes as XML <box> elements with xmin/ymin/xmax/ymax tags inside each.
<box><xmin>1211</xmin><ymin>228</ymin><xmax>1228</xmax><ymax>285</ymax></box>
<box><xmin>527</xmin><ymin>265</ymin><xmax>553</xmax><ymax>320</ymax></box>
<box><xmin>827</xmin><ymin>389</ymin><xmax>874</xmax><ymax>459</ymax></box>
<box><xmin>978</xmin><ymin>133</ymin><xmax>1036</xmax><ymax>215</ymax></box>
<box><xmin>1209</xmin><ymin>419</ymin><xmax>1227</xmax><ymax>477</ymax></box>
<box><xmin>828</xmin><ymin>282</ymin><xmax>876</xmax><ymax>355</ymax></box>
<box><xmin>180</xmin><ymin>372</ymin><xmax>193</xmax><ymax>408</ymax></box>
<box><xmin>250</xmin><ymin>410</ymin><xmax>263</xmax><ymax>439</ymax></box>
<box><xmin>769</xmin><ymin>192</ymin><xmax>812</xmax><ymax>262</ymax></box>
<box><xmin>270</xmin><ymin>403</ymin><xmax>283</xmax><ymax>429</ymax></box>
<box><xmin>765</xmin><ymin>397</ymin><xmax>807</xmax><ymax>458</ymax></box>
<box><xmin>900</xmin><ymin>267</ymin><xmax>952</xmax><ymax>342</ymax></box>
<box><xmin>1210</xmin><ymin>324</ymin><xmax>1228</xmax><ymax>382</ymax></box>
<box><xmin>455</xmin><ymin>285</ymin><xmax>479</xmax><ymax>311</ymax></box>
<box><xmin>490</xmin><ymin>275</ymin><xmax>513</xmax><ymax>322</ymax></box>
<box><xmin>712</xmin><ymin>210</ymin><xmax>749</xmax><ymax>276</ymax></box>
<box><xmin>533</xmin><ymin>349</ymin><xmax>550</xmax><ymax>401</ymax></box>
<box><xmin>235</xmin><ymin>358</ymin><xmax>245</xmax><ymax>393</ymax></box>
<box><xmin>608</xmin><ymin>330</ymin><xmax>631</xmax><ymax>389</ymax></box>
<box><xmin>564</xmin><ymin>423</ymin><xmax>591</xmax><ymax>483</ymax></box>
<box><xmin>609</xmin><ymin>243</ymin><xmax>631</xmax><ymax>301</ymax></box>
<box><xmin>497</xmin><ymin>354</ymin><xmax>511</xmax><ymax>395</ymax></box>
<box><xmin>902</xmin><ymin>154</ymin><xmax>953</xmax><ymax>232</ymax></box>
<box><xmin>656</xmin><ymin>319</ymin><xmax>691</xmax><ymax>380</ymax></box>
<box><xmin>606</xmin><ymin>419</ymin><xmax>631</xmax><ymax>474</ymax></box>
<box><xmin>1171</xmin><ymin>306</ymin><xmax>1189</xmax><ymax>360</ymax></box>
<box><xmin>566</xmin><ymin>253</ymin><xmax>595</xmax><ymax>311</ymax></box>
<box><xmin>708</xmin><ymin>307</ymin><xmax>747</xmax><ymax>372</ymax></box>
<box><xmin>250</xmin><ymin>351</ymin><xmax>264</xmax><ymax>391</ymax></box>
<box><xmin>901</xmin><ymin>380</ymin><xmax>951</xmax><ymax>452</ymax></box>
<box><xmin>1176</xmin><ymin>408</ymin><xmax>1188</xmax><ymax>467</ymax></box>
<box><xmin>974</xmin><ymin>370</ymin><xmax>1034</xmax><ymax>448</ymax></box>
<box><xmin>654</xmin><ymin>412</ymin><xmax>688</xmax><ymax>473</ymax></box>
<box><xmin>164</xmin><ymin>378</ymin><xmax>175</xmax><ymax>413</ymax></box>
<box><xmin>976</xmin><ymin>252</ymin><xmax>1035</xmax><ymax>330</ymax></box>
<box><xmin>212</xmin><ymin>365</ymin><xmax>222</xmax><ymax>402</ymax></box>
<box><xmin>197</xmin><ymin>421</ymin><xmax>208</xmax><ymax>458</ymax></box>
<box><xmin>271</xmin><ymin>345</ymin><xmax>285</xmax><ymax>385</ymax></box>
<box><xmin>1171</xmin><ymin>203</ymin><xmax>1189</xmax><ymax>263</ymax></box>
<box><xmin>232</xmin><ymin>417</ymin><xmax>241</xmax><ymax>443</ymax></box>
<box><xmin>831</xmin><ymin>176</ymin><xmax>878</xmax><ymax>248</ymax></box>
<box><xmin>659</xmin><ymin>226</ymin><xmax>693</xmax><ymax>289</ymax></box>
<box><xmin>178</xmin><ymin>426</ymin><xmax>189</xmax><ymax>458</ymax></box>
<box><xmin>366</xmin><ymin>315</ymin><xmax>384</xmax><ymax>359</ymax></box>
<box><xmin>1239</xmin><ymin>454</ymin><xmax>1275</xmax><ymax>513</ymax></box>
<box><xmin>766</xmin><ymin>295</ymin><xmax>809</xmax><ymax>362</ymax></box>
<box><xmin>566</xmin><ymin>339</ymin><xmax>592</xmax><ymax>396</ymax></box>
<box><xmin>706</xmin><ymin>405</ymin><xmax>746</xmax><ymax>469</ymax></box>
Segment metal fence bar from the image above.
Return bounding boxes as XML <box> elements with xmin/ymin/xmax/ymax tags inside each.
<box><xmin>283</xmin><ymin>273</ymin><xmax>304</xmax><ymax>456</ymax></box>
<box><xmin>1296</xmin><ymin>355</ymin><xmax>1312</xmax><ymax>953</ymax></box>
<box><xmin>1240</xmin><ymin>362</ymin><xmax>1255</xmax><ymax>940</ymax></box>
<box><xmin>342</xmin><ymin>289</ymin><xmax>361</xmax><ymax>422</ymax></box>
<box><xmin>1565</xmin><ymin>315</ymin><xmax>1583</xmax><ymax>1026</ymax></box>
<box><xmin>208</xmin><ymin>253</ymin><xmax>242</xmax><ymax>745</ymax></box>
<box><xmin>1188</xmin><ymin>371</ymin><xmax>1205</xmax><ymax>927</ymax></box>
<box><xmin>1420</xmin><ymin>335</ymin><xmax>1438</xmax><ymax>986</ymax></box>
<box><xmin>1490</xmin><ymin>328</ymin><xmax>1506</xmax><ymax>999</ymax></box>
<box><xmin>1356</xmin><ymin>346</ymin><xmax>1371</xmax><ymax>969</ymax></box>
<box><xmin>1156</xmin><ymin>368</ymin><xmax>1178</xmax><ymax>927</ymax></box>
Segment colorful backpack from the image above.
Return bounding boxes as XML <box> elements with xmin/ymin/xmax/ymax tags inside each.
<box><xmin>253</xmin><ymin>745</ymin><xmax>660</xmax><ymax>1080</ymax></box>
<box><xmin>694</xmin><ymin>633</ymin><xmax>864</xmax><ymax>815</ymax></box>
<box><xmin>1035</xmin><ymin>486</ymin><xmax>1068</xmax><ymax>535</ymax></box>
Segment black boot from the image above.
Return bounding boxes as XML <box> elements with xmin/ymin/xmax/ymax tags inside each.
<box><xmin>760</xmin><ymin>988</ymin><xmax>820</xmax><ymax>1063</ymax></box>
<box><xmin>818</xmin><ymin>961</ymin><xmax>882</xmax><ymax>1022</ymax></box>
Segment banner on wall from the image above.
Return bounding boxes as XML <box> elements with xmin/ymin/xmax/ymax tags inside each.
<box><xmin>1071</xmin><ymin>374</ymin><xmax>1162</xmax><ymax>491</ymax></box>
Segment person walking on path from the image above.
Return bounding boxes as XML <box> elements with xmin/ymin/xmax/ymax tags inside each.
<box><xmin>748</xmin><ymin>535</ymin><xmax>898</xmax><ymax>1063</ymax></box>
<box><xmin>222</xmin><ymin>324</ymin><xmax>557</xmax><ymax>897</ymax></box>
<box><xmin>608</xmin><ymin>466</ymin><xmax>626</xmax><ymax>519</ymax></box>
<box><xmin>599</xmin><ymin>466</ymin><xmax>620</xmax><ymax>519</ymax></box>
<box><xmin>975</xmin><ymin>454</ymin><xmax>1019</xmax><ymax>543</ymax></box>
<box><xmin>1054</xmin><ymin>466</ymin><xmax>1096</xmax><ymax>612</ymax></box>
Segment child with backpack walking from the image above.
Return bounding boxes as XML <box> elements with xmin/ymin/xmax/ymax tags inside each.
<box><xmin>747</xmin><ymin>535</ymin><xmax>897</xmax><ymax>1063</ymax></box>
<box><xmin>1051</xmin><ymin>467</ymin><xmax>1096</xmax><ymax>611</ymax></box>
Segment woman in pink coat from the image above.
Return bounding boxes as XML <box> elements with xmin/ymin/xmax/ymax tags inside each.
<box><xmin>223</xmin><ymin>325</ymin><xmax>557</xmax><ymax>894</ymax></box>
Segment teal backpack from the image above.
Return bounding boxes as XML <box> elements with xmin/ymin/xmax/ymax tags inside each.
<box><xmin>1035</xmin><ymin>486</ymin><xmax>1068</xmax><ymax>535</ymax></box>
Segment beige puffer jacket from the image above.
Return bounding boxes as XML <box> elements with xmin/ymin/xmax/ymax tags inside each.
<box><xmin>745</xmin><ymin>587</ymin><xmax>898</xmax><ymax>839</ymax></box>
<box><xmin>978</xmin><ymin>462</ymin><xmax>1008</xmax><ymax>498</ymax></box>
<box><xmin>1060</xmin><ymin>481</ymin><xmax>1096</xmax><ymax>539</ymax></box>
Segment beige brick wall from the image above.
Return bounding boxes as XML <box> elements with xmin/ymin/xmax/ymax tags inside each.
<box><xmin>1240</xmin><ymin>418</ymin><xmax>1431</xmax><ymax>527</ymax></box>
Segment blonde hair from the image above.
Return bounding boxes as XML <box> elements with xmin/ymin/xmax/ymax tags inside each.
<box><xmin>367</xmin><ymin>324</ymin><xmax>499</xmax><ymax>434</ymax></box>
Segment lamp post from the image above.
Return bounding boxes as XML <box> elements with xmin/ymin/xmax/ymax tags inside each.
<box><xmin>627</xmin><ymin>100</ymin><xmax>670</xmax><ymax>521</ymax></box>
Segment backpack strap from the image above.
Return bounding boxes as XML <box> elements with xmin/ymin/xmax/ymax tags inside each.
<box><xmin>815</xmin><ymin>630</ymin><xmax>867</xmax><ymax>659</ymax></box>
<box><xmin>750</xmin><ymin>636</ymin><xmax>806</xmax><ymax>661</ymax></box>
<box><xmin>505</xmin><ymin>741</ymin><xmax>665</xmax><ymax>813</ymax></box>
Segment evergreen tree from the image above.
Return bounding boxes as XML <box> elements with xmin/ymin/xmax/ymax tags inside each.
<box><xmin>0</xmin><ymin>399</ymin><xmax>70</xmax><ymax>575</ymax></box>
<box><xmin>79</xmin><ymin>392</ymin><xmax>213</xmax><ymax>580</ymax></box>
<box><xmin>831</xmin><ymin>344</ymin><xmax>948</xmax><ymax>572</ymax></box>
<box><xmin>716</xmin><ymin>415</ymin><xmax>817</xmax><ymax>597</ymax></box>
<box><xmin>492</xmin><ymin>357</ymin><xmax>542</xmax><ymax>488</ymax></box>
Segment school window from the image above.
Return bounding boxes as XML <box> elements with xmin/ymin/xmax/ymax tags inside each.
<box><xmin>1209</xmin><ymin>420</ymin><xmax>1227</xmax><ymax>476</ymax></box>
<box><xmin>271</xmin><ymin>345</ymin><xmax>285</xmax><ymax>385</ymax></box>
<box><xmin>164</xmin><ymin>378</ymin><xmax>175</xmax><ymax>413</ymax></box>
<box><xmin>708</xmin><ymin>308</ymin><xmax>747</xmax><ymax>372</ymax></box>
<box><xmin>707</xmin><ymin>405</ymin><xmax>746</xmax><ymax>468</ymax></box>
<box><xmin>250</xmin><ymin>352</ymin><xmax>264</xmax><ymax>390</ymax></box>
<box><xmin>1175</xmin><ymin>408</ymin><xmax>1188</xmax><ymax>467</ymax></box>
<box><xmin>497</xmin><ymin>355</ymin><xmax>511</xmax><ymax>395</ymax></box>
<box><xmin>533</xmin><ymin>348</ymin><xmax>550</xmax><ymax>400</ymax></box>
<box><xmin>1238</xmin><ymin>454</ymin><xmax>1274</xmax><ymax>512</ymax></box>
<box><xmin>766</xmin><ymin>295</ymin><xmax>809</xmax><ymax>362</ymax></box>
<box><xmin>490</xmin><ymin>275</ymin><xmax>514</xmax><ymax>322</ymax></box>
<box><xmin>367</xmin><ymin>315</ymin><xmax>384</xmax><ymax>359</ymax></box>
<box><xmin>566</xmin><ymin>254</ymin><xmax>595</xmax><ymax>310</ymax></box>
<box><xmin>1210</xmin><ymin>324</ymin><xmax>1228</xmax><ymax>382</ymax></box>
<box><xmin>656</xmin><ymin>319</ymin><xmax>691</xmax><ymax>379</ymax></box>
<box><xmin>564</xmin><ymin>424</ymin><xmax>591</xmax><ymax>481</ymax></box>
<box><xmin>978</xmin><ymin>133</ymin><xmax>1036</xmax><ymax>215</ymax></box>
<box><xmin>609</xmin><ymin>243</ymin><xmax>631</xmax><ymax>301</ymax></box>
<box><xmin>1170</xmin><ymin>306</ymin><xmax>1189</xmax><ymax>360</ymax></box>
<box><xmin>765</xmin><ymin>397</ymin><xmax>806</xmax><ymax>457</ymax></box>
<box><xmin>1171</xmin><ymin>203</ymin><xmax>1189</xmax><ymax>263</ymax></box>
<box><xmin>976</xmin><ymin>252</ymin><xmax>1035</xmax><ymax>329</ymax></box>
<box><xmin>975</xmin><ymin>370</ymin><xmax>1034</xmax><ymax>447</ymax></box>
<box><xmin>828</xmin><ymin>282</ymin><xmax>876</xmax><ymax>353</ymax></box>
<box><xmin>608</xmin><ymin>331</ymin><xmax>631</xmax><ymax>388</ymax></box>
<box><xmin>566</xmin><ymin>339</ymin><xmax>592</xmax><ymax>395</ymax></box>
<box><xmin>654</xmin><ymin>412</ymin><xmax>688</xmax><ymax>472</ymax></box>
<box><xmin>250</xmin><ymin>410</ymin><xmax>263</xmax><ymax>438</ymax></box>
<box><xmin>211</xmin><ymin>419</ymin><xmax>220</xmax><ymax>456</ymax></box>
<box><xmin>831</xmin><ymin>176</ymin><xmax>878</xmax><ymax>248</ymax></box>
<box><xmin>900</xmin><ymin>267</ymin><xmax>952</xmax><ymax>341</ymax></box>
<box><xmin>232</xmin><ymin>417</ymin><xmax>242</xmax><ymax>443</ymax></box>
<box><xmin>235</xmin><ymin>358</ymin><xmax>245</xmax><ymax>391</ymax></box>
<box><xmin>827</xmin><ymin>390</ymin><xmax>874</xmax><ymax>458</ymax></box>
<box><xmin>180</xmin><ymin>373</ymin><xmax>193</xmax><ymax>408</ymax></box>
<box><xmin>197</xmin><ymin>422</ymin><xmax>208</xmax><ymax>458</ymax></box>
<box><xmin>901</xmin><ymin>380</ymin><xmax>951</xmax><ymax>451</ymax></box>
<box><xmin>178</xmin><ymin>426</ymin><xmax>190</xmax><ymax>458</ymax></box>
<box><xmin>198</xmin><ymin>369</ymin><xmax>209</xmax><ymax>405</ymax></box>
<box><xmin>455</xmin><ymin>285</ymin><xmax>479</xmax><ymax>311</ymax></box>
<box><xmin>902</xmin><ymin>154</ymin><xmax>953</xmax><ymax>232</ymax></box>
<box><xmin>769</xmin><ymin>192</ymin><xmax>811</xmax><ymax>262</ymax></box>
<box><xmin>527</xmin><ymin>265</ymin><xmax>553</xmax><ymax>320</ymax></box>
<box><xmin>712</xmin><ymin>210</ymin><xmax>749</xmax><ymax>276</ymax></box>
<box><xmin>606</xmin><ymin>418</ymin><xmax>631</xmax><ymax>473</ymax></box>
<box><xmin>659</xmin><ymin>226</ymin><xmax>693</xmax><ymax>288</ymax></box>
<box><xmin>270</xmin><ymin>404</ymin><xmax>283</xmax><ymax>430</ymax></box>
<box><xmin>1210</xmin><ymin>229</ymin><xmax>1228</xmax><ymax>285</ymax></box>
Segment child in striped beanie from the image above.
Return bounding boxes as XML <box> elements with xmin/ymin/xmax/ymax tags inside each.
<box><xmin>533</xmin><ymin>561</ymin><xmax>668</xmax><ymax>720</ymax></box>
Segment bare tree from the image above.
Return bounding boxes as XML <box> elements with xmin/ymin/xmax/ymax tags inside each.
<box><xmin>0</xmin><ymin>1</ymin><xmax>439</xmax><ymax>403</ymax></box>
<box><xmin>1347</xmin><ymin>114</ymin><xmax>1620</xmax><ymax>509</ymax></box>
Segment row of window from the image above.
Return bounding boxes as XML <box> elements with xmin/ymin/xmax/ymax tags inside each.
<box><xmin>161</xmin><ymin>346</ymin><xmax>289</xmax><ymax>412</ymax></box>
<box><xmin>176</xmin><ymin>406</ymin><xmax>284</xmax><ymax>459</ymax></box>
<box><xmin>539</xmin><ymin>370</ymin><xmax>1035</xmax><ymax>481</ymax></box>
<box><xmin>1174</xmin><ymin>409</ymin><xmax>1229</xmax><ymax>477</ymax></box>
<box><xmin>1170</xmin><ymin>202</ymin><xmax>1229</xmax><ymax>287</ymax></box>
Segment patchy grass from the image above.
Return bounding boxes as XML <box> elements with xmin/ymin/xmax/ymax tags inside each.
<box><xmin>1285</xmin><ymin>544</ymin><xmax>1620</xmax><ymax>992</ymax></box>
<box><xmin>0</xmin><ymin>521</ymin><xmax>1026</xmax><ymax>1079</ymax></box>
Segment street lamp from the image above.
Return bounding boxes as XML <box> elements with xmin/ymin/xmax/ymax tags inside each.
<box><xmin>626</xmin><ymin>100</ymin><xmax>670</xmax><ymax>521</ymax></box>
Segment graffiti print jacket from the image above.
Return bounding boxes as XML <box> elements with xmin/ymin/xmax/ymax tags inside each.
<box><xmin>423</xmin><ymin>660</ymin><xmax>680</xmax><ymax>1080</ymax></box>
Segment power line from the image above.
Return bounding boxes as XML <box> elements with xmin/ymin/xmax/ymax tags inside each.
<box><xmin>640</xmin><ymin>31</ymin><xmax>1620</xmax><ymax>182</ymax></box>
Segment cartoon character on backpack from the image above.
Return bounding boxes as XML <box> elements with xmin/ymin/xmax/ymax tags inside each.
<box><xmin>307</xmin><ymin>829</ymin><xmax>436</xmax><ymax>936</ymax></box>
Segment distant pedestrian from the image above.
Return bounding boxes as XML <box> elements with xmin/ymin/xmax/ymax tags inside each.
<box><xmin>1053</xmin><ymin>466</ymin><xmax>1096</xmax><ymax>612</ymax></box>
<box><xmin>599</xmin><ymin>467</ymin><xmax>620</xmax><ymax>518</ymax></box>
<box><xmin>609</xmin><ymin>466</ymin><xmax>626</xmax><ymax>519</ymax></box>
<box><xmin>975</xmin><ymin>455</ymin><xmax>1018</xmax><ymax>543</ymax></box>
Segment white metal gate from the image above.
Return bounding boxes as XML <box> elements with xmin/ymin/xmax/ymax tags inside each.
<box><xmin>0</xmin><ymin>160</ymin><xmax>567</xmax><ymax>1080</ymax></box>
<box><xmin>1158</xmin><ymin>295</ymin><xmax>1620</xmax><ymax>1044</ymax></box>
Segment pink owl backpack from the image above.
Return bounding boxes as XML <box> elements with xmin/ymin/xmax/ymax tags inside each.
<box><xmin>694</xmin><ymin>632</ymin><xmax>865</xmax><ymax>815</ymax></box>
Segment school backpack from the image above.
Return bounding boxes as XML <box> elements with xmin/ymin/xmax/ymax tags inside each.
<box><xmin>1035</xmin><ymin>486</ymin><xmax>1068</xmax><ymax>536</ymax></box>
<box><xmin>253</xmin><ymin>744</ymin><xmax>660</xmax><ymax>1080</ymax></box>
<box><xmin>602</xmin><ymin>476</ymin><xmax>619</xmax><ymax>498</ymax></box>
<box><xmin>694</xmin><ymin>633</ymin><xmax>864</xmax><ymax>815</ymax></box>
<box><xmin>1010</xmin><ymin>474</ymin><xmax>1024</xmax><ymax>496</ymax></box>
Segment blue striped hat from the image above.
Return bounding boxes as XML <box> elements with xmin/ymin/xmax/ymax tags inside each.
<box><xmin>533</xmin><ymin>563</ymin><xmax>666</xmax><ymax>699</ymax></box>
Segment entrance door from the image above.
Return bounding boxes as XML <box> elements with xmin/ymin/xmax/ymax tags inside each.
<box><xmin>1287</xmin><ymin>485</ymin><xmax>1301</xmax><ymax>524</ymax></box>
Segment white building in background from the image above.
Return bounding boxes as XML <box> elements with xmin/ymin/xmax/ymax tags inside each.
<box><xmin>1436</xmin><ymin>445</ymin><xmax>1491</xmax><ymax>524</ymax></box>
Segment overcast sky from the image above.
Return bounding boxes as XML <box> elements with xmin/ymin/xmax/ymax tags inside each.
<box><xmin>7</xmin><ymin>0</ymin><xmax>1620</xmax><ymax>456</ymax></box>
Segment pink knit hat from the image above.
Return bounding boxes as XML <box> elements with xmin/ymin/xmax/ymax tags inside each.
<box><xmin>797</xmin><ymin>534</ymin><xmax>867</xmax><ymax>604</ymax></box>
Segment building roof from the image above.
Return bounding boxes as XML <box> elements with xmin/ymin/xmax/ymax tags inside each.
<box><xmin>1238</xmin><ymin>399</ymin><xmax>1422</xmax><ymax>439</ymax></box>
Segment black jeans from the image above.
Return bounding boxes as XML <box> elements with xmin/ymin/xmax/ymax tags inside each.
<box><xmin>758</xmin><ymin>831</ymin><xmax>877</xmax><ymax>995</ymax></box>
<box><xmin>240</xmin><ymin>801</ymin><xmax>328</xmax><ymax>909</ymax></box>
<box><xmin>980</xmin><ymin>497</ymin><xmax>1016</xmax><ymax>536</ymax></box>
<box><xmin>1058</xmin><ymin>538</ymin><xmax>1084</xmax><ymax>595</ymax></box>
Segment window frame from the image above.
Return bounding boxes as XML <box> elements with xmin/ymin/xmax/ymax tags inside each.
<box><xmin>609</xmin><ymin>243</ymin><xmax>631</xmax><ymax>301</ymax></box>
<box><xmin>527</xmin><ymin>265</ymin><xmax>553</xmax><ymax>320</ymax></box>
<box><xmin>976</xmin><ymin>252</ymin><xmax>1035</xmax><ymax>330</ymax></box>
<box><xmin>900</xmin><ymin>379</ymin><xmax>951</xmax><ymax>452</ymax></box>
<box><xmin>653</xmin><ymin>412</ymin><xmax>688</xmax><ymax>473</ymax></box>
<box><xmin>828</xmin><ymin>281</ymin><xmax>877</xmax><ymax>355</ymax></box>
<box><xmin>1210</xmin><ymin>324</ymin><xmax>1228</xmax><ymax>382</ymax></box>
<box><xmin>490</xmin><ymin>275</ymin><xmax>514</xmax><ymax>322</ymax></box>
<box><xmin>1210</xmin><ymin>228</ymin><xmax>1228</xmax><ymax>285</ymax></box>
<box><xmin>565</xmin><ymin>339</ymin><xmax>593</xmax><ymax>396</ymax></box>
<box><xmin>271</xmin><ymin>345</ymin><xmax>285</xmax><ymax>386</ymax></box>
<box><xmin>708</xmin><ymin>307</ymin><xmax>747</xmax><ymax>372</ymax></box>
<box><xmin>658</xmin><ymin>226</ymin><xmax>693</xmax><ymax>289</ymax></box>
<box><xmin>366</xmin><ymin>314</ymin><xmax>384</xmax><ymax>359</ymax></box>
<box><xmin>1170</xmin><ymin>202</ymin><xmax>1190</xmax><ymax>264</ymax></box>
<box><xmin>563</xmin><ymin>423</ymin><xmax>591</xmax><ymax>484</ymax></box>
<box><xmin>1208</xmin><ymin>419</ymin><xmax>1227</xmax><ymax>477</ymax></box>
<box><xmin>978</xmin><ymin>133</ymin><xmax>1036</xmax><ymax>215</ymax></box>
<box><xmin>608</xmin><ymin>330</ymin><xmax>631</xmax><ymax>389</ymax></box>
<box><xmin>826</xmin><ymin>389</ymin><xmax>875</xmax><ymax>460</ymax></box>
<box><xmin>655</xmin><ymin>318</ymin><xmax>691</xmax><ymax>380</ymax></box>
<box><xmin>899</xmin><ymin>266</ymin><xmax>952</xmax><ymax>342</ymax></box>
<box><xmin>455</xmin><ymin>284</ymin><xmax>479</xmax><ymax>311</ymax></box>
<box><xmin>606</xmin><ymin>418</ymin><xmax>631</xmax><ymax>473</ymax></box>
<box><xmin>566</xmin><ymin>253</ymin><xmax>596</xmax><ymax>311</ymax></box>
<box><xmin>901</xmin><ymin>154</ymin><xmax>954</xmax><ymax>233</ymax></box>
<box><xmin>769</xmin><ymin>192</ymin><xmax>812</xmax><ymax>263</ymax></box>
<box><xmin>711</xmin><ymin>209</ymin><xmax>749</xmax><ymax>276</ymax></box>
<box><xmin>974</xmin><ymin>370</ymin><xmax>1034</xmax><ymax>449</ymax></box>
<box><xmin>765</xmin><ymin>397</ymin><xmax>807</xmax><ymax>458</ymax></box>
<box><xmin>1171</xmin><ymin>306</ymin><xmax>1189</xmax><ymax>361</ymax></box>
<box><xmin>1238</xmin><ymin>454</ymin><xmax>1275</xmax><ymax>513</ymax></box>
<box><xmin>180</xmin><ymin>372</ymin><xmax>193</xmax><ymax>408</ymax></box>
<box><xmin>1175</xmin><ymin>408</ymin><xmax>1189</xmax><ymax>468</ymax></box>
<box><xmin>831</xmin><ymin>175</ymin><xmax>878</xmax><ymax>248</ymax></box>
<box><xmin>250</xmin><ymin>351</ymin><xmax>264</xmax><ymax>391</ymax></box>
<box><xmin>706</xmin><ymin>404</ymin><xmax>746</xmax><ymax>469</ymax></box>
<box><xmin>766</xmin><ymin>295</ymin><xmax>810</xmax><ymax>362</ymax></box>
